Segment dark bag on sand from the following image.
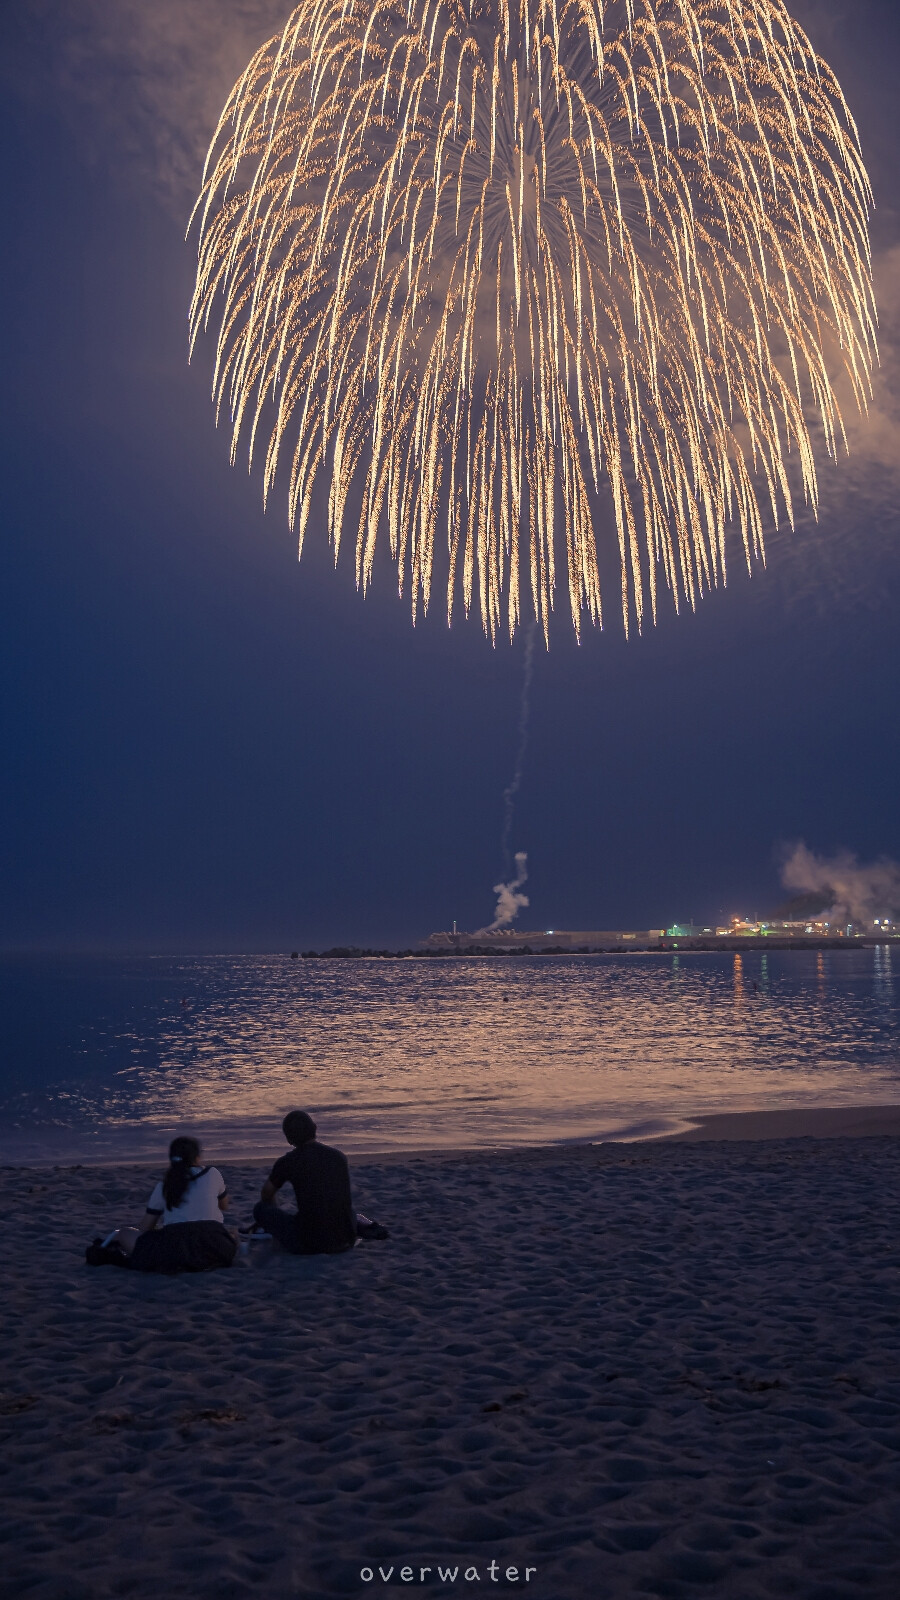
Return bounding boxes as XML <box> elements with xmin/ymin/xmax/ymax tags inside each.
<box><xmin>85</xmin><ymin>1239</ymin><xmax>132</xmax><ymax>1268</ymax></box>
<box><xmin>85</xmin><ymin>1221</ymin><xmax>236</xmax><ymax>1274</ymax></box>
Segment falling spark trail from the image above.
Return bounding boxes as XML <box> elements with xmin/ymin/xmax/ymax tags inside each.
<box><xmin>191</xmin><ymin>0</ymin><xmax>876</xmax><ymax>642</ymax></box>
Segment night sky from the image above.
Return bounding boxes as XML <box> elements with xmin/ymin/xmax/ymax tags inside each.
<box><xmin>2</xmin><ymin>0</ymin><xmax>899</xmax><ymax>953</ymax></box>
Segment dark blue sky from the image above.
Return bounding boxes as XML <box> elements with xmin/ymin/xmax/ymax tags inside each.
<box><xmin>1</xmin><ymin>1</ymin><xmax>899</xmax><ymax>951</ymax></box>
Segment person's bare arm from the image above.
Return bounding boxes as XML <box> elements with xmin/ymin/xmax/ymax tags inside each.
<box><xmin>139</xmin><ymin>1211</ymin><xmax>160</xmax><ymax>1234</ymax></box>
<box><xmin>259</xmin><ymin>1178</ymin><xmax>280</xmax><ymax>1205</ymax></box>
<box><xmin>218</xmin><ymin>1191</ymin><xmax>229</xmax><ymax>1212</ymax></box>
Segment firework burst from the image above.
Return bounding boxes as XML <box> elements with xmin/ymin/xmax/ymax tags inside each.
<box><xmin>190</xmin><ymin>0</ymin><xmax>876</xmax><ymax>640</ymax></box>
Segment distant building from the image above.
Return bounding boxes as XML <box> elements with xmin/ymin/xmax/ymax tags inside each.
<box><xmin>719</xmin><ymin>916</ymin><xmax>855</xmax><ymax>938</ymax></box>
<box><xmin>420</xmin><ymin>908</ymin><xmax>900</xmax><ymax>954</ymax></box>
<box><xmin>421</xmin><ymin>929</ymin><xmax>666</xmax><ymax>952</ymax></box>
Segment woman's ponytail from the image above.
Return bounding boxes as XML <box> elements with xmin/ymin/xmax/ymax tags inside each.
<box><xmin>161</xmin><ymin>1136</ymin><xmax>201</xmax><ymax>1210</ymax></box>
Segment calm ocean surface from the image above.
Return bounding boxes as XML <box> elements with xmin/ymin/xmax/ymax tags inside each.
<box><xmin>0</xmin><ymin>949</ymin><xmax>897</xmax><ymax>1162</ymax></box>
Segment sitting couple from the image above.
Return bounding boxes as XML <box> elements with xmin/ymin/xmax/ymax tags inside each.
<box><xmin>89</xmin><ymin>1110</ymin><xmax>384</xmax><ymax>1274</ymax></box>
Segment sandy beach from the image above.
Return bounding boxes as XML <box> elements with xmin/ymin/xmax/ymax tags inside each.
<box><xmin>661</xmin><ymin>1104</ymin><xmax>900</xmax><ymax>1143</ymax></box>
<box><xmin>2</xmin><ymin>1119</ymin><xmax>899</xmax><ymax>1599</ymax></box>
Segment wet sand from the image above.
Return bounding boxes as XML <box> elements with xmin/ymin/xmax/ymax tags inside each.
<box><xmin>658</xmin><ymin>1103</ymin><xmax>900</xmax><ymax>1142</ymax></box>
<box><xmin>1</xmin><ymin>1126</ymin><xmax>899</xmax><ymax>1599</ymax></box>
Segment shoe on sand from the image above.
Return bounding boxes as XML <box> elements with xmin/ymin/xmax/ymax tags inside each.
<box><xmin>356</xmin><ymin>1218</ymin><xmax>390</xmax><ymax>1241</ymax></box>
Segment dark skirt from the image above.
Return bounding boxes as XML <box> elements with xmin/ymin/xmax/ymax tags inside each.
<box><xmin>129</xmin><ymin>1220</ymin><xmax>236</xmax><ymax>1275</ymax></box>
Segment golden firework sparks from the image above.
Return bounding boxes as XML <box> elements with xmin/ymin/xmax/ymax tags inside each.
<box><xmin>190</xmin><ymin>0</ymin><xmax>876</xmax><ymax>641</ymax></box>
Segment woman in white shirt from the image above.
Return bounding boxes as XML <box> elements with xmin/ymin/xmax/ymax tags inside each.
<box><xmin>101</xmin><ymin>1136</ymin><xmax>236</xmax><ymax>1273</ymax></box>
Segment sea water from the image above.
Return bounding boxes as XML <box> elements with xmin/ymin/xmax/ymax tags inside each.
<box><xmin>0</xmin><ymin>948</ymin><xmax>897</xmax><ymax>1162</ymax></box>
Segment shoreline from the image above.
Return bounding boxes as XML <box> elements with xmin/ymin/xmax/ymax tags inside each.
<box><xmin>4</xmin><ymin>1101</ymin><xmax>900</xmax><ymax>1170</ymax></box>
<box><xmin>5</xmin><ymin>940</ymin><xmax>896</xmax><ymax>960</ymax></box>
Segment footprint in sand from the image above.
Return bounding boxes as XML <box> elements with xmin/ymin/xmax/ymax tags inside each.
<box><xmin>177</xmin><ymin>1408</ymin><xmax>246</xmax><ymax>1427</ymax></box>
<box><xmin>0</xmin><ymin>1394</ymin><xmax>38</xmax><ymax>1415</ymax></box>
<box><xmin>481</xmin><ymin>1390</ymin><xmax>528</xmax><ymax>1413</ymax></box>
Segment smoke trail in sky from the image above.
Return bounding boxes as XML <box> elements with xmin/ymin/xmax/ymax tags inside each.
<box><xmin>500</xmin><ymin>621</ymin><xmax>538</xmax><ymax>879</ymax></box>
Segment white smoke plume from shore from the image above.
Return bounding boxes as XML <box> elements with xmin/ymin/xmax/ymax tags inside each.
<box><xmin>781</xmin><ymin>842</ymin><xmax>900</xmax><ymax>926</ymax></box>
<box><xmin>484</xmin><ymin>853</ymin><xmax>530</xmax><ymax>933</ymax></box>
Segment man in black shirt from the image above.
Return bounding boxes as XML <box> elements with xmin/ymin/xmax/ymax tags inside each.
<box><xmin>252</xmin><ymin>1111</ymin><xmax>357</xmax><ymax>1254</ymax></box>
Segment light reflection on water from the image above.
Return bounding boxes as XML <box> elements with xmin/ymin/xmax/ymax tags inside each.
<box><xmin>0</xmin><ymin>949</ymin><xmax>897</xmax><ymax>1160</ymax></box>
